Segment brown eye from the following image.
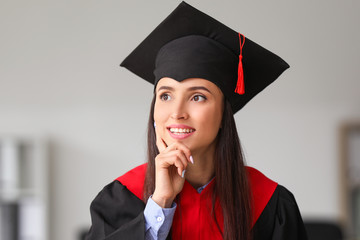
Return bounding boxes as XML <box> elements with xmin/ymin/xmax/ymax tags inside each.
<box><xmin>192</xmin><ymin>95</ymin><xmax>206</xmax><ymax>102</ymax></box>
<box><xmin>160</xmin><ymin>93</ymin><xmax>171</xmax><ymax>101</ymax></box>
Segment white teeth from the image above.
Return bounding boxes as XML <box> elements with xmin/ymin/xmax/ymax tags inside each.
<box><xmin>169</xmin><ymin>128</ymin><xmax>195</xmax><ymax>134</ymax></box>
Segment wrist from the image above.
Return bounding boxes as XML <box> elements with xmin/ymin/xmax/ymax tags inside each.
<box><xmin>152</xmin><ymin>192</ymin><xmax>174</xmax><ymax>208</ymax></box>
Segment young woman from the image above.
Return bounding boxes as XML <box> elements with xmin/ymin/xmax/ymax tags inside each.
<box><xmin>86</xmin><ymin>2</ymin><xmax>308</xmax><ymax>240</ymax></box>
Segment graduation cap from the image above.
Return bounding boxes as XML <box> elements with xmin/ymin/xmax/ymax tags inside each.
<box><xmin>120</xmin><ymin>1</ymin><xmax>289</xmax><ymax>114</ymax></box>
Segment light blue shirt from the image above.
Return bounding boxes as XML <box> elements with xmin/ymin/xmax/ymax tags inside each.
<box><xmin>144</xmin><ymin>180</ymin><xmax>213</xmax><ymax>240</ymax></box>
<box><xmin>144</xmin><ymin>197</ymin><xmax>177</xmax><ymax>240</ymax></box>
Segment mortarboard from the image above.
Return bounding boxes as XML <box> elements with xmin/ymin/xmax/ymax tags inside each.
<box><xmin>120</xmin><ymin>1</ymin><xmax>289</xmax><ymax>114</ymax></box>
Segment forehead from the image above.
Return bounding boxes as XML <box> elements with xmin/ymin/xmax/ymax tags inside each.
<box><xmin>156</xmin><ymin>77</ymin><xmax>223</xmax><ymax>95</ymax></box>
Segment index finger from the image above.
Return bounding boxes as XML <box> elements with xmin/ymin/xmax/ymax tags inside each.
<box><xmin>165</xmin><ymin>141</ymin><xmax>193</xmax><ymax>164</ymax></box>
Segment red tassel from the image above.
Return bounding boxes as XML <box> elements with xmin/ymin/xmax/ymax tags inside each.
<box><xmin>235</xmin><ymin>33</ymin><xmax>245</xmax><ymax>95</ymax></box>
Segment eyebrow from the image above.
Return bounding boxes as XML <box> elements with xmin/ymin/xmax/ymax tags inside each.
<box><xmin>157</xmin><ymin>86</ymin><xmax>212</xmax><ymax>94</ymax></box>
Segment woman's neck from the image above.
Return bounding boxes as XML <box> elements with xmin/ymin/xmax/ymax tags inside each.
<box><xmin>185</xmin><ymin>143</ymin><xmax>216</xmax><ymax>189</ymax></box>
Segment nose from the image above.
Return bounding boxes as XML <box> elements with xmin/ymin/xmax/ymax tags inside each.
<box><xmin>170</xmin><ymin>100</ymin><xmax>189</xmax><ymax>120</ymax></box>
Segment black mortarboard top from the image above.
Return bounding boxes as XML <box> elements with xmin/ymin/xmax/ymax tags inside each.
<box><xmin>120</xmin><ymin>1</ymin><xmax>289</xmax><ymax>114</ymax></box>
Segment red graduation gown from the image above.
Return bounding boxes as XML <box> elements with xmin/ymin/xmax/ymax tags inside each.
<box><xmin>86</xmin><ymin>164</ymin><xmax>308</xmax><ymax>239</ymax></box>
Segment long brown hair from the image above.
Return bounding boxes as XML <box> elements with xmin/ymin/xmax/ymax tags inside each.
<box><xmin>143</xmin><ymin>95</ymin><xmax>252</xmax><ymax>240</ymax></box>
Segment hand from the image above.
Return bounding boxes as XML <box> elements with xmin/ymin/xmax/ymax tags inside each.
<box><xmin>152</xmin><ymin>137</ymin><xmax>193</xmax><ymax>208</ymax></box>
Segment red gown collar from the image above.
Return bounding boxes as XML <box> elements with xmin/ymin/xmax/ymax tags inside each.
<box><xmin>116</xmin><ymin>163</ymin><xmax>278</xmax><ymax>229</ymax></box>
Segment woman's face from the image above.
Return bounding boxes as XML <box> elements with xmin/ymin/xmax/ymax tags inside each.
<box><xmin>154</xmin><ymin>77</ymin><xmax>224</xmax><ymax>155</ymax></box>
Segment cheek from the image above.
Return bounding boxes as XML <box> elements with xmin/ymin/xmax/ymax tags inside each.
<box><xmin>153</xmin><ymin>103</ymin><xmax>167</xmax><ymax>124</ymax></box>
<box><xmin>193</xmin><ymin>105</ymin><xmax>222</xmax><ymax>132</ymax></box>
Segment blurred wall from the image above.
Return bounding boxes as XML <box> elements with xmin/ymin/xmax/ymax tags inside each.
<box><xmin>0</xmin><ymin>0</ymin><xmax>359</xmax><ymax>239</ymax></box>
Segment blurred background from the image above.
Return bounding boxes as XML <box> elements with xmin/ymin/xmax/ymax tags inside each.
<box><xmin>0</xmin><ymin>0</ymin><xmax>359</xmax><ymax>239</ymax></box>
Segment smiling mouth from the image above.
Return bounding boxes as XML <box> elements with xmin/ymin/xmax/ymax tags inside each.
<box><xmin>168</xmin><ymin>127</ymin><xmax>196</xmax><ymax>135</ymax></box>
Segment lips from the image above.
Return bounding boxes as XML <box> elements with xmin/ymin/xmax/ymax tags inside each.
<box><xmin>166</xmin><ymin>124</ymin><xmax>196</xmax><ymax>139</ymax></box>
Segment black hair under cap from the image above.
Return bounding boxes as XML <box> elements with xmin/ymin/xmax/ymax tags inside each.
<box><xmin>120</xmin><ymin>1</ymin><xmax>289</xmax><ymax>114</ymax></box>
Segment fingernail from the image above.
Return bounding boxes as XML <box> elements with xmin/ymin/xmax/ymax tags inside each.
<box><xmin>190</xmin><ymin>156</ymin><xmax>194</xmax><ymax>164</ymax></box>
<box><xmin>181</xmin><ymin>170</ymin><xmax>186</xmax><ymax>178</ymax></box>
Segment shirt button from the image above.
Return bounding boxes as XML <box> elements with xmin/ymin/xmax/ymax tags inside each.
<box><xmin>157</xmin><ymin>216</ymin><xmax>162</xmax><ymax>222</ymax></box>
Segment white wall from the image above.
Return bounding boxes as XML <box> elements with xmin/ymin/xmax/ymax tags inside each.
<box><xmin>0</xmin><ymin>1</ymin><xmax>359</xmax><ymax>239</ymax></box>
